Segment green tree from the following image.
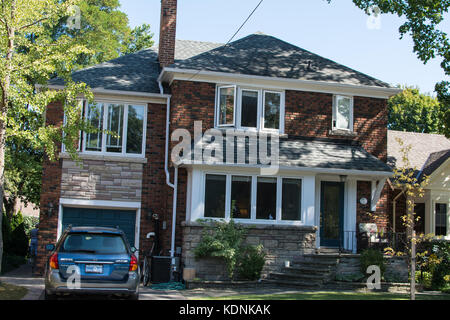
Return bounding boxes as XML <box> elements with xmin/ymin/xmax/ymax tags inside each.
<box><xmin>2</xmin><ymin>1</ymin><xmax>155</xmax><ymax>218</ymax></box>
<box><xmin>327</xmin><ymin>0</ymin><xmax>450</xmax><ymax>136</ymax></box>
<box><xmin>388</xmin><ymin>87</ymin><xmax>445</xmax><ymax>134</ymax></box>
<box><xmin>0</xmin><ymin>0</ymin><xmax>96</xmax><ymax>274</ymax></box>
<box><xmin>49</xmin><ymin>0</ymin><xmax>155</xmax><ymax>67</ymax></box>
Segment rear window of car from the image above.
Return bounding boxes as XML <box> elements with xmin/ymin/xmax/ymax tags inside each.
<box><xmin>60</xmin><ymin>233</ymin><xmax>128</xmax><ymax>254</ymax></box>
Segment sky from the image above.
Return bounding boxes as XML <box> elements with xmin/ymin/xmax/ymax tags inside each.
<box><xmin>119</xmin><ymin>0</ymin><xmax>450</xmax><ymax>95</ymax></box>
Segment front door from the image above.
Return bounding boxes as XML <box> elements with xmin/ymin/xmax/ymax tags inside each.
<box><xmin>320</xmin><ymin>181</ymin><xmax>344</xmax><ymax>247</ymax></box>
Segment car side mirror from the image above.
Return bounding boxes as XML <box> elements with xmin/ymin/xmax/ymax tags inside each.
<box><xmin>45</xmin><ymin>244</ymin><xmax>55</xmax><ymax>252</ymax></box>
<box><xmin>130</xmin><ymin>246</ymin><xmax>137</xmax><ymax>253</ymax></box>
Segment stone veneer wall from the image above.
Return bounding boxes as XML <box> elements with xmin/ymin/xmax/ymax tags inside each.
<box><xmin>60</xmin><ymin>158</ymin><xmax>143</xmax><ymax>202</ymax></box>
<box><xmin>181</xmin><ymin>222</ymin><xmax>317</xmax><ymax>281</ymax></box>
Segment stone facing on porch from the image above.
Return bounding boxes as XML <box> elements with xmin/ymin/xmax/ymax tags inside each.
<box><xmin>60</xmin><ymin>159</ymin><xmax>143</xmax><ymax>202</ymax></box>
<box><xmin>181</xmin><ymin>221</ymin><xmax>317</xmax><ymax>281</ymax></box>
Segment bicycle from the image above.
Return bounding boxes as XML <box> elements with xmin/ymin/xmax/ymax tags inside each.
<box><xmin>141</xmin><ymin>232</ymin><xmax>156</xmax><ymax>286</ymax></box>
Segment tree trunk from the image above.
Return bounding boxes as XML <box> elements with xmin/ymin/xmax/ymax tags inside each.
<box><xmin>0</xmin><ymin>124</ymin><xmax>5</xmax><ymax>275</ymax></box>
<box><xmin>411</xmin><ymin>229</ymin><xmax>416</xmax><ymax>300</ymax></box>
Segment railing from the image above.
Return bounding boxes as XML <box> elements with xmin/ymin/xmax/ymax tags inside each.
<box><xmin>356</xmin><ymin>231</ymin><xmax>408</xmax><ymax>253</ymax></box>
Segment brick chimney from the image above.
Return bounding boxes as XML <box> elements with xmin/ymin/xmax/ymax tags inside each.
<box><xmin>159</xmin><ymin>0</ymin><xmax>177</xmax><ymax>68</ymax></box>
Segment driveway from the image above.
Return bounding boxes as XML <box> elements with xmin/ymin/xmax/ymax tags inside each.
<box><xmin>0</xmin><ymin>264</ymin><xmax>44</xmax><ymax>300</ymax></box>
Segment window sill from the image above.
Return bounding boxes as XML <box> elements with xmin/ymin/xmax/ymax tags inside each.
<box><xmin>328</xmin><ymin>129</ymin><xmax>357</xmax><ymax>138</ymax></box>
<box><xmin>182</xmin><ymin>220</ymin><xmax>317</xmax><ymax>231</ymax></box>
<box><xmin>59</xmin><ymin>152</ymin><xmax>147</xmax><ymax>164</ymax></box>
<box><xmin>214</xmin><ymin>127</ymin><xmax>288</xmax><ymax>139</ymax></box>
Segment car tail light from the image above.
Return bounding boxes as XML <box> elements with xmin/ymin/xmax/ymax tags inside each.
<box><xmin>129</xmin><ymin>254</ymin><xmax>138</xmax><ymax>272</ymax></box>
<box><xmin>49</xmin><ymin>253</ymin><xmax>59</xmax><ymax>269</ymax></box>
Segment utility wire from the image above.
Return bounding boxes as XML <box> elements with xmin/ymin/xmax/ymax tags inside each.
<box><xmin>187</xmin><ymin>0</ymin><xmax>264</xmax><ymax>81</ymax></box>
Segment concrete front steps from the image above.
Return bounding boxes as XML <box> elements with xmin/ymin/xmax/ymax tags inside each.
<box><xmin>263</xmin><ymin>250</ymin><xmax>355</xmax><ymax>289</ymax></box>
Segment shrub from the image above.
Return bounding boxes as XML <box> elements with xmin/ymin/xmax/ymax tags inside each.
<box><xmin>2</xmin><ymin>211</ymin><xmax>30</xmax><ymax>257</ymax></box>
<box><xmin>360</xmin><ymin>248</ymin><xmax>386</xmax><ymax>279</ymax></box>
<box><xmin>416</xmin><ymin>271</ymin><xmax>433</xmax><ymax>289</ymax></box>
<box><xmin>237</xmin><ymin>245</ymin><xmax>266</xmax><ymax>281</ymax></box>
<box><xmin>194</xmin><ymin>220</ymin><xmax>266</xmax><ymax>280</ymax></box>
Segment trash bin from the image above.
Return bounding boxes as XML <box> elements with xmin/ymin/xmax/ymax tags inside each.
<box><xmin>151</xmin><ymin>256</ymin><xmax>171</xmax><ymax>283</ymax></box>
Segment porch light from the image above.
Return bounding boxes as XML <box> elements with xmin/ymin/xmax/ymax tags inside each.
<box><xmin>339</xmin><ymin>175</ymin><xmax>347</xmax><ymax>183</ymax></box>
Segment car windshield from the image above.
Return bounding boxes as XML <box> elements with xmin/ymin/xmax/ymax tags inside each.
<box><xmin>60</xmin><ymin>233</ymin><xmax>128</xmax><ymax>254</ymax></box>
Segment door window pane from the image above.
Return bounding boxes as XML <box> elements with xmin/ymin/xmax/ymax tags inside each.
<box><xmin>436</xmin><ymin>203</ymin><xmax>447</xmax><ymax>236</ymax></box>
<box><xmin>85</xmin><ymin>103</ymin><xmax>104</xmax><ymax>151</ymax></box>
<box><xmin>204</xmin><ymin>175</ymin><xmax>226</xmax><ymax>218</ymax></box>
<box><xmin>231</xmin><ymin>176</ymin><xmax>252</xmax><ymax>219</ymax></box>
<box><xmin>218</xmin><ymin>87</ymin><xmax>235</xmax><ymax>126</ymax></box>
<box><xmin>106</xmin><ymin>104</ymin><xmax>124</xmax><ymax>153</ymax></box>
<box><xmin>256</xmin><ymin>177</ymin><xmax>277</xmax><ymax>220</ymax></box>
<box><xmin>282</xmin><ymin>179</ymin><xmax>302</xmax><ymax>221</ymax></box>
<box><xmin>334</xmin><ymin>96</ymin><xmax>351</xmax><ymax>130</ymax></box>
<box><xmin>240</xmin><ymin>90</ymin><xmax>258</xmax><ymax>128</ymax></box>
<box><xmin>126</xmin><ymin>105</ymin><xmax>145</xmax><ymax>154</ymax></box>
<box><xmin>264</xmin><ymin>92</ymin><xmax>281</xmax><ymax>129</ymax></box>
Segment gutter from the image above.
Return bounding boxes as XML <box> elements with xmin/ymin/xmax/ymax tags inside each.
<box><xmin>159</xmin><ymin>80</ymin><xmax>179</xmax><ymax>280</ymax></box>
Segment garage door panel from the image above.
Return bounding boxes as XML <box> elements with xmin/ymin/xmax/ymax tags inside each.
<box><xmin>62</xmin><ymin>207</ymin><xmax>137</xmax><ymax>247</ymax></box>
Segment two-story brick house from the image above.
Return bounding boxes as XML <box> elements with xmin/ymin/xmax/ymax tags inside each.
<box><xmin>36</xmin><ymin>0</ymin><xmax>401</xmax><ymax>278</ymax></box>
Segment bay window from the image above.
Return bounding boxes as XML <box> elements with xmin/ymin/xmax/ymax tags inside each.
<box><xmin>83</xmin><ymin>101</ymin><xmax>147</xmax><ymax>157</ymax></box>
<box><xmin>203</xmin><ymin>173</ymin><xmax>302</xmax><ymax>223</ymax></box>
<box><xmin>231</xmin><ymin>176</ymin><xmax>252</xmax><ymax>219</ymax></box>
<box><xmin>332</xmin><ymin>95</ymin><xmax>353</xmax><ymax>131</ymax></box>
<box><xmin>216</xmin><ymin>85</ymin><xmax>284</xmax><ymax>132</ymax></box>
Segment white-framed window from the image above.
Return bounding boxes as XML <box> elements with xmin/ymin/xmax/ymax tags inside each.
<box><xmin>202</xmin><ymin>172</ymin><xmax>302</xmax><ymax>224</ymax></box>
<box><xmin>82</xmin><ymin>100</ymin><xmax>147</xmax><ymax>157</ymax></box>
<box><xmin>215</xmin><ymin>85</ymin><xmax>284</xmax><ymax>133</ymax></box>
<box><xmin>332</xmin><ymin>95</ymin><xmax>353</xmax><ymax>131</ymax></box>
<box><xmin>435</xmin><ymin>203</ymin><xmax>448</xmax><ymax>236</ymax></box>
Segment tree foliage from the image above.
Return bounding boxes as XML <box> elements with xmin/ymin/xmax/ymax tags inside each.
<box><xmin>388</xmin><ymin>87</ymin><xmax>446</xmax><ymax>134</ymax></box>
<box><xmin>328</xmin><ymin>0</ymin><xmax>450</xmax><ymax>135</ymax></box>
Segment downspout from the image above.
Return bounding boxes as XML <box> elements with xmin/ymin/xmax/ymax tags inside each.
<box><xmin>160</xmin><ymin>80</ymin><xmax>179</xmax><ymax>279</ymax></box>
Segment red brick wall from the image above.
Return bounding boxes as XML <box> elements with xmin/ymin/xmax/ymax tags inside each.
<box><xmin>285</xmin><ymin>91</ymin><xmax>388</xmax><ymax>161</ymax></box>
<box><xmin>357</xmin><ymin>181</ymin><xmax>390</xmax><ymax>231</ymax></box>
<box><xmin>35</xmin><ymin>101</ymin><xmax>64</xmax><ymax>274</ymax></box>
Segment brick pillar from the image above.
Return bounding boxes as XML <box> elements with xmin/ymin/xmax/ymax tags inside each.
<box><xmin>35</xmin><ymin>101</ymin><xmax>64</xmax><ymax>275</ymax></box>
<box><xmin>159</xmin><ymin>0</ymin><xmax>177</xmax><ymax>68</ymax></box>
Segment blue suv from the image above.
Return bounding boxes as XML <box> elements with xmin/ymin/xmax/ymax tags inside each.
<box><xmin>44</xmin><ymin>226</ymin><xmax>140</xmax><ymax>300</ymax></box>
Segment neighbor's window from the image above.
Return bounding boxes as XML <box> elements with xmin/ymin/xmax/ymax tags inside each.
<box><xmin>332</xmin><ymin>95</ymin><xmax>353</xmax><ymax>131</ymax></box>
<box><xmin>282</xmin><ymin>178</ymin><xmax>302</xmax><ymax>221</ymax></box>
<box><xmin>263</xmin><ymin>91</ymin><xmax>281</xmax><ymax>130</ymax></box>
<box><xmin>230</xmin><ymin>176</ymin><xmax>252</xmax><ymax>219</ymax></box>
<box><xmin>435</xmin><ymin>203</ymin><xmax>447</xmax><ymax>236</ymax></box>
<box><xmin>217</xmin><ymin>86</ymin><xmax>236</xmax><ymax>126</ymax></box>
<box><xmin>83</xmin><ymin>102</ymin><xmax>146</xmax><ymax>156</ymax></box>
<box><xmin>204</xmin><ymin>174</ymin><xmax>227</xmax><ymax>218</ymax></box>
<box><xmin>256</xmin><ymin>177</ymin><xmax>277</xmax><ymax>220</ymax></box>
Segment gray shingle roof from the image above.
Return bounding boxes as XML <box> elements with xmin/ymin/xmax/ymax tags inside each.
<box><xmin>421</xmin><ymin>149</ymin><xmax>450</xmax><ymax>177</ymax></box>
<box><xmin>48</xmin><ymin>40</ymin><xmax>223</xmax><ymax>94</ymax></box>
<box><xmin>387</xmin><ymin>130</ymin><xmax>450</xmax><ymax>170</ymax></box>
<box><xmin>183</xmin><ymin>136</ymin><xmax>392</xmax><ymax>173</ymax></box>
<box><xmin>170</xmin><ymin>33</ymin><xmax>392</xmax><ymax>88</ymax></box>
<box><xmin>49</xmin><ymin>34</ymin><xmax>392</xmax><ymax>93</ymax></box>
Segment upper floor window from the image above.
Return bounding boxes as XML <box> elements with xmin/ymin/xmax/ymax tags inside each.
<box><xmin>83</xmin><ymin>101</ymin><xmax>147</xmax><ymax>157</ymax></box>
<box><xmin>332</xmin><ymin>95</ymin><xmax>353</xmax><ymax>131</ymax></box>
<box><xmin>216</xmin><ymin>85</ymin><xmax>284</xmax><ymax>132</ymax></box>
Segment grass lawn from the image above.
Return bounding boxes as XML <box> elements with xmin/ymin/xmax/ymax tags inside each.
<box><xmin>0</xmin><ymin>281</ymin><xmax>28</xmax><ymax>300</ymax></box>
<box><xmin>199</xmin><ymin>291</ymin><xmax>450</xmax><ymax>300</ymax></box>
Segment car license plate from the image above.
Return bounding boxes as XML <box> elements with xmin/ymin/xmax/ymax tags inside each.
<box><xmin>85</xmin><ymin>264</ymin><xmax>103</xmax><ymax>274</ymax></box>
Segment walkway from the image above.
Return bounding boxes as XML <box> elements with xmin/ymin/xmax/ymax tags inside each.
<box><xmin>0</xmin><ymin>264</ymin><xmax>44</xmax><ymax>300</ymax></box>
